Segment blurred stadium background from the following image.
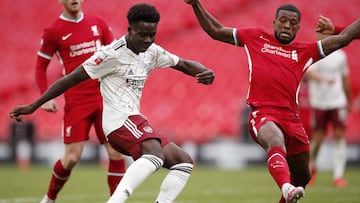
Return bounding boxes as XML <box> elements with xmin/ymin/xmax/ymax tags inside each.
<box><xmin>1</xmin><ymin>0</ymin><xmax>360</xmax><ymax>169</ymax></box>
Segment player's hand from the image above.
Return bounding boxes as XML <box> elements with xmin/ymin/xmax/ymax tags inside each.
<box><xmin>184</xmin><ymin>0</ymin><xmax>198</xmax><ymax>5</ymax></box>
<box><xmin>315</xmin><ymin>15</ymin><xmax>335</xmax><ymax>35</ymax></box>
<box><xmin>10</xmin><ymin>104</ymin><xmax>36</xmax><ymax>122</ymax></box>
<box><xmin>196</xmin><ymin>69</ymin><xmax>215</xmax><ymax>85</ymax></box>
<box><xmin>41</xmin><ymin>99</ymin><xmax>58</xmax><ymax>113</ymax></box>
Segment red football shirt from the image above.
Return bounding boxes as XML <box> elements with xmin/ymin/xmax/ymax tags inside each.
<box><xmin>36</xmin><ymin>13</ymin><xmax>114</xmax><ymax>106</ymax></box>
<box><xmin>236</xmin><ymin>27</ymin><xmax>322</xmax><ymax>113</ymax></box>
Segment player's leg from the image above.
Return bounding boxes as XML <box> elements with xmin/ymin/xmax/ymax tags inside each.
<box><xmin>40</xmin><ymin>141</ymin><xmax>85</xmax><ymax>203</ymax></box>
<box><xmin>309</xmin><ymin>109</ymin><xmax>327</xmax><ymax>185</ymax></box>
<box><xmin>94</xmin><ymin>109</ymin><xmax>126</xmax><ymax>195</ymax></box>
<box><xmin>106</xmin><ymin>116</ymin><xmax>165</xmax><ymax>203</ymax></box>
<box><xmin>103</xmin><ymin>142</ymin><xmax>127</xmax><ymax>194</ymax></box>
<box><xmin>332</xmin><ymin>108</ymin><xmax>347</xmax><ymax>187</ymax></box>
<box><xmin>40</xmin><ymin>116</ymin><xmax>91</xmax><ymax>203</ymax></box>
<box><xmin>155</xmin><ymin>142</ymin><xmax>194</xmax><ymax>203</ymax></box>
<box><xmin>107</xmin><ymin>139</ymin><xmax>164</xmax><ymax>203</ymax></box>
<box><xmin>255</xmin><ymin>122</ymin><xmax>303</xmax><ymax>203</ymax></box>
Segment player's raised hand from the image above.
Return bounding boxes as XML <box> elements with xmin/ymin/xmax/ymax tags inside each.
<box><xmin>315</xmin><ymin>15</ymin><xmax>335</xmax><ymax>35</ymax></box>
<box><xmin>196</xmin><ymin>69</ymin><xmax>215</xmax><ymax>85</ymax></box>
<box><xmin>184</xmin><ymin>0</ymin><xmax>198</xmax><ymax>5</ymax></box>
<box><xmin>10</xmin><ymin>104</ymin><xmax>36</xmax><ymax>122</ymax></box>
<box><xmin>41</xmin><ymin>99</ymin><xmax>58</xmax><ymax>113</ymax></box>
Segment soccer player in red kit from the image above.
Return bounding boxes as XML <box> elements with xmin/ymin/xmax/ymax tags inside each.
<box><xmin>35</xmin><ymin>0</ymin><xmax>126</xmax><ymax>202</ymax></box>
<box><xmin>185</xmin><ymin>0</ymin><xmax>360</xmax><ymax>202</ymax></box>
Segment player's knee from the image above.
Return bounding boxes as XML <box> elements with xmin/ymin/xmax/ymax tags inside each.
<box><xmin>64</xmin><ymin>153</ymin><xmax>81</xmax><ymax>168</ymax></box>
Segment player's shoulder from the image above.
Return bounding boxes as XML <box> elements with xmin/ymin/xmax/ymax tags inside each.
<box><xmin>83</xmin><ymin>13</ymin><xmax>107</xmax><ymax>23</ymax></box>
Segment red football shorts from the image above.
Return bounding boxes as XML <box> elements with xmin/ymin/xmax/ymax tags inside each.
<box><xmin>62</xmin><ymin>105</ymin><xmax>106</xmax><ymax>144</ymax></box>
<box><xmin>312</xmin><ymin>108</ymin><xmax>346</xmax><ymax>131</ymax></box>
<box><xmin>107</xmin><ymin>115</ymin><xmax>170</xmax><ymax>160</ymax></box>
<box><xmin>248</xmin><ymin>106</ymin><xmax>310</xmax><ymax>156</ymax></box>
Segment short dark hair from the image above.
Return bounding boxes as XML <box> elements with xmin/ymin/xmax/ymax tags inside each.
<box><xmin>275</xmin><ymin>4</ymin><xmax>301</xmax><ymax>22</ymax></box>
<box><xmin>127</xmin><ymin>3</ymin><xmax>160</xmax><ymax>25</ymax></box>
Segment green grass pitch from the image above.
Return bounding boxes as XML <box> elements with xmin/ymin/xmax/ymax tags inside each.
<box><xmin>1</xmin><ymin>164</ymin><xmax>359</xmax><ymax>203</ymax></box>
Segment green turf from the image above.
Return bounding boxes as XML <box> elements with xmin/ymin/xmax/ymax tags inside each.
<box><xmin>0</xmin><ymin>163</ymin><xmax>359</xmax><ymax>203</ymax></box>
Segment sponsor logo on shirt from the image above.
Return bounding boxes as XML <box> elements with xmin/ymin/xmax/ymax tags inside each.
<box><xmin>261</xmin><ymin>43</ymin><xmax>298</xmax><ymax>62</ymax></box>
<box><xmin>69</xmin><ymin>39</ymin><xmax>102</xmax><ymax>57</ymax></box>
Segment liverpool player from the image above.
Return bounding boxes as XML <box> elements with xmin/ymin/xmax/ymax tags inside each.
<box><xmin>184</xmin><ymin>0</ymin><xmax>360</xmax><ymax>202</ymax></box>
<box><xmin>35</xmin><ymin>0</ymin><xmax>126</xmax><ymax>202</ymax></box>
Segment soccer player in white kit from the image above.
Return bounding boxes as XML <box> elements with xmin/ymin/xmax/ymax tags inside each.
<box><xmin>308</xmin><ymin>34</ymin><xmax>352</xmax><ymax>187</ymax></box>
<box><xmin>10</xmin><ymin>3</ymin><xmax>214</xmax><ymax>203</ymax></box>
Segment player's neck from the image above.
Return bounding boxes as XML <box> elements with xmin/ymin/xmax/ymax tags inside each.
<box><xmin>62</xmin><ymin>10</ymin><xmax>83</xmax><ymax>20</ymax></box>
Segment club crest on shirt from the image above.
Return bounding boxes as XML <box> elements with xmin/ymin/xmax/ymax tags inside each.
<box><xmin>91</xmin><ymin>25</ymin><xmax>100</xmax><ymax>36</ymax></box>
<box><xmin>143</xmin><ymin>126</ymin><xmax>153</xmax><ymax>133</ymax></box>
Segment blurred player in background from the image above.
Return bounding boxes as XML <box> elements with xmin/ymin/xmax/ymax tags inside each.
<box><xmin>307</xmin><ymin>34</ymin><xmax>352</xmax><ymax>187</ymax></box>
<box><xmin>184</xmin><ymin>0</ymin><xmax>360</xmax><ymax>202</ymax></box>
<box><xmin>34</xmin><ymin>0</ymin><xmax>126</xmax><ymax>202</ymax></box>
<box><xmin>11</xmin><ymin>3</ymin><xmax>214</xmax><ymax>203</ymax></box>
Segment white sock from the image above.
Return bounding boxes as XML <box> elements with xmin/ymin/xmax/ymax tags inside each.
<box><xmin>107</xmin><ymin>154</ymin><xmax>163</xmax><ymax>203</ymax></box>
<box><xmin>333</xmin><ymin>139</ymin><xmax>346</xmax><ymax>179</ymax></box>
<box><xmin>155</xmin><ymin>163</ymin><xmax>193</xmax><ymax>203</ymax></box>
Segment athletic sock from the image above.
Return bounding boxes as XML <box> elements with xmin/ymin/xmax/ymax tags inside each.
<box><xmin>333</xmin><ymin>138</ymin><xmax>346</xmax><ymax>179</ymax></box>
<box><xmin>107</xmin><ymin>154</ymin><xmax>163</xmax><ymax>203</ymax></box>
<box><xmin>267</xmin><ymin>146</ymin><xmax>291</xmax><ymax>189</ymax></box>
<box><xmin>46</xmin><ymin>159</ymin><xmax>71</xmax><ymax>200</ymax></box>
<box><xmin>155</xmin><ymin>163</ymin><xmax>193</xmax><ymax>203</ymax></box>
<box><xmin>108</xmin><ymin>159</ymin><xmax>126</xmax><ymax>195</ymax></box>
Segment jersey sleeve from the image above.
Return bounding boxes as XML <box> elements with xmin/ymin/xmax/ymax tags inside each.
<box><xmin>35</xmin><ymin>28</ymin><xmax>58</xmax><ymax>93</ymax></box>
<box><xmin>38</xmin><ymin>28</ymin><xmax>58</xmax><ymax>59</ymax></box>
<box><xmin>152</xmin><ymin>44</ymin><xmax>180</xmax><ymax>68</ymax></box>
<box><xmin>235</xmin><ymin>27</ymin><xmax>257</xmax><ymax>47</ymax></box>
<box><xmin>82</xmin><ymin>46</ymin><xmax>117</xmax><ymax>79</ymax></box>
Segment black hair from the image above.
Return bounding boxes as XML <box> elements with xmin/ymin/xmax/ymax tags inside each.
<box><xmin>127</xmin><ymin>3</ymin><xmax>160</xmax><ymax>25</ymax></box>
<box><xmin>275</xmin><ymin>4</ymin><xmax>301</xmax><ymax>22</ymax></box>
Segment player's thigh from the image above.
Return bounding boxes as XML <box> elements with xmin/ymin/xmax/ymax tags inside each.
<box><xmin>162</xmin><ymin>142</ymin><xmax>193</xmax><ymax>169</ymax></box>
<box><xmin>63</xmin><ymin>117</ymin><xmax>93</xmax><ymax>143</ymax></box>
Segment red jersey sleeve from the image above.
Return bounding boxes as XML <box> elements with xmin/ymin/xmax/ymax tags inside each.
<box><xmin>35</xmin><ymin>28</ymin><xmax>58</xmax><ymax>93</ymax></box>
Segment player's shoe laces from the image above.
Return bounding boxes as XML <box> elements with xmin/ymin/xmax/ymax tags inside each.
<box><xmin>39</xmin><ymin>195</ymin><xmax>55</xmax><ymax>203</ymax></box>
<box><xmin>285</xmin><ymin>186</ymin><xmax>305</xmax><ymax>203</ymax></box>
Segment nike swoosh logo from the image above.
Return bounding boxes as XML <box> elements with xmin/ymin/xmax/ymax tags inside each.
<box><xmin>259</xmin><ymin>35</ymin><xmax>269</xmax><ymax>41</ymax></box>
<box><xmin>62</xmin><ymin>33</ymin><xmax>72</xmax><ymax>40</ymax></box>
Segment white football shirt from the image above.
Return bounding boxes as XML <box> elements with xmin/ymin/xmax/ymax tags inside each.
<box><xmin>83</xmin><ymin>36</ymin><xmax>180</xmax><ymax>135</ymax></box>
<box><xmin>309</xmin><ymin>49</ymin><xmax>349</xmax><ymax>110</ymax></box>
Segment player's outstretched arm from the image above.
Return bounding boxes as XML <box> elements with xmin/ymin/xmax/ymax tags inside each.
<box><xmin>184</xmin><ymin>0</ymin><xmax>235</xmax><ymax>45</ymax></box>
<box><xmin>320</xmin><ymin>19</ymin><xmax>360</xmax><ymax>56</ymax></box>
<box><xmin>172</xmin><ymin>59</ymin><xmax>215</xmax><ymax>85</ymax></box>
<box><xmin>10</xmin><ymin>66</ymin><xmax>90</xmax><ymax>121</ymax></box>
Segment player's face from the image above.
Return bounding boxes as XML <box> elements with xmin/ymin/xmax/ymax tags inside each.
<box><xmin>127</xmin><ymin>21</ymin><xmax>158</xmax><ymax>54</ymax></box>
<box><xmin>273</xmin><ymin>10</ymin><xmax>300</xmax><ymax>44</ymax></box>
<box><xmin>61</xmin><ymin>0</ymin><xmax>83</xmax><ymax>14</ymax></box>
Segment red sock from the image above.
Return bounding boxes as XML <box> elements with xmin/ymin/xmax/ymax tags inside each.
<box><xmin>47</xmin><ymin>160</ymin><xmax>71</xmax><ymax>200</ymax></box>
<box><xmin>107</xmin><ymin>159</ymin><xmax>126</xmax><ymax>195</ymax></box>
<box><xmin>267</xmin><ymin>146</ymin><xmax>291</xmax><ymax>189</ymax></box>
